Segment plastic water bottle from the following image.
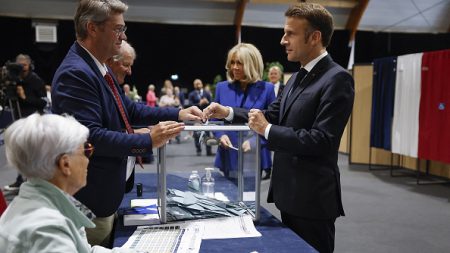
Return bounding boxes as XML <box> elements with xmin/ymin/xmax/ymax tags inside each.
<box><xmin>188</xmin><ymin>170</ymin><xmax>201</xmax><ymax>192</ymax></box>
<box><xmin>201</xmin><ymin>168</ymin><xmax>215</xmax><ymax>198</ymax></box>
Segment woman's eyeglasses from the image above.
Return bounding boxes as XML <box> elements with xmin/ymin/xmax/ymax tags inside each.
<box><xmin>84</xmin><ymin>142</ymin><xmax>94</xmax><ymax>158</ymax></box>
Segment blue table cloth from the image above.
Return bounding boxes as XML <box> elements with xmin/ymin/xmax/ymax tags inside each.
<box><xmin>113</xmin><ymin>173</ymin><xmax>317</xmax><ymax>253</ymax></box>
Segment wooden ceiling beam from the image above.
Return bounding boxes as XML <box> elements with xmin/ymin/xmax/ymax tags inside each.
<box><xmin>345</xmin><ymin>0</ymin><xmax>369</xmax><ymax>42</ymax></box>
<box><xmin>234</xmin><ymin>0</ymin><xmax>248</xmax><ymax>44</ymax></box>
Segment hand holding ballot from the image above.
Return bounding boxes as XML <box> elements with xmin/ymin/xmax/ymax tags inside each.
<box><xmin>202</xmin><ymin>102</ymin><xmax>230</xmax><ymax>121</ymax></box>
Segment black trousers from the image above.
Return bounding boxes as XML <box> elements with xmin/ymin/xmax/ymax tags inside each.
<box><xmin>281</xmin><ymin>212</ymin><xmax>336</xmax><ymax>253</ymax></box>
<box><xmin>193</xmin><ymin>131</ymin><xmax>212</xmax><ymax>154</ymax></box>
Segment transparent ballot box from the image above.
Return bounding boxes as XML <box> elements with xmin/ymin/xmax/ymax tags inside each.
<box><xmin>156</xmin><ymin>125</ymin><xmax>262</xmax><ymax>223</ymax></box>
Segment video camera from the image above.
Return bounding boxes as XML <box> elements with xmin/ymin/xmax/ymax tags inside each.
<box><xmin>0</xmin><ymin>61</ymin><xmax>23</xmax><ymax>101</ymax></box>
<box><xmin>1</xmin><ymin>61</ymin><xmax>23</xmax><ymax>88</ymax></box>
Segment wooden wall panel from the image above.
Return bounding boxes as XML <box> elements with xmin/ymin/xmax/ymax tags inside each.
<box><xmin>349</xmin><ymin>65</ymin><xmax>373</xmax><ymax>164</ymax></box>
<box><xmin>339</xmin><ymin>118</ymin><xmax>350</xmax><ymax>154</ymax></box>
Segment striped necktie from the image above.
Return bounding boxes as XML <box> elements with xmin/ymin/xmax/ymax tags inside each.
<box><xmin>104</xmin><ymin>72</ymin><xmax>143</xmax><ymax>168</ymax></box>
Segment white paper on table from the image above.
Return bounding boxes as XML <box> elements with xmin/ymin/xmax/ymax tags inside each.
<box><xmin>214</xmin><ymin>192</ymin><xmax>230</xmax><ymax>202</ymax></box>
<box><xmin>243</xmin><ymin>191</ymin><xmax>255</xmax><ymax>201</ymax></box>
<box><xmin>201</xmin><ymin>215</ymin><xmax>261</xmax><ymax>239</ymax></box>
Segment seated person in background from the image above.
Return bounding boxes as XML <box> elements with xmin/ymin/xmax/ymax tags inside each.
<box><xmin>159</xmin><ymin>87</ymin><xmax>181</xmax><ymax>143</ymax></box>
<box><xmin>146</xmin><ymin>84</ymin><xmax>157</xmax><ymax>107</ymax></box>
<box><xmin>159</xmin><ymin>87</ymin><xmax>180</xmax><ymax>108</ymax></box>
<box><xmin>160</xmin><ymin>79</ymin><xmax>174</xmax><ymax>96</ymax></box>
<box><xmin>0</xmin><ymin>113</ymin><xmax>134</xmax><ymax>252</ymax></box>
<box><xmin>174</xmin><ymin>86</ymin><xmax>186</xmax><ymax>108</ymax></box>
<box><xmin>212</xmin><ymin>43</ymin><xmax>275</xmax><ymax>179</ymax></box>
<box><xmin>268</xmin><ymin>65</ymin><xmax>285</xmax><ymax>97</ymax></box>
<box><xmin>124</xmin><ymin>84</ymin><xmax>142</xmax><ymax>102</ymax></box>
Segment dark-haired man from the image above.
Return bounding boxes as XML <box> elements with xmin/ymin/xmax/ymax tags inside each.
<box><xmin>203</xmin><ymin>3</ymin><xmax>354</xmax><ymax>252</ymax></box>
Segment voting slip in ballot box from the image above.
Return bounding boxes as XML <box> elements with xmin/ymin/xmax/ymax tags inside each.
<box><xmin>156</xmin><ymin>125</ymin><xmax>262</xmax><ymax>223</ymax></box>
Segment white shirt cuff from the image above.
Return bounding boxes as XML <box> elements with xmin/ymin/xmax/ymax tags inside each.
<box><xmin>264</xmin><ymin>124</ymin><xmax>272</xmax><ymax>140</ymax></box>
<box><xmin>224</xmin><ymin>106</ymin><xmax>234</xmax><ymax>121</ymax></box>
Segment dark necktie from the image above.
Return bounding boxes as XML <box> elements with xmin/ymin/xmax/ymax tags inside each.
<box><xmin>288</xmin><ymin>68</ymin><xmax>308</xmax><ymax>97</ymax></box>
<box><xmin>277</xmin><ymin>84</ymin><xmax>285</xmax><ymax>98</ymax></box>
<box><xmin>104</xmin><ymin>72</ymin><xmax>143</xmax><ymax>168</ymax></box>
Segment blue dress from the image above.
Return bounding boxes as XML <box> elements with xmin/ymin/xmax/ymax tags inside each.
<box><xmin>213</xmin><ymin>80</ymin><xmax>276</xmax><ymax>177</ymax></box>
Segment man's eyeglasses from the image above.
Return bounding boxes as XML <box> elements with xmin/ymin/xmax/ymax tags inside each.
<box><xmin>84</xmin><ymin>142</ymin><xmax>95</xmax><ymax>158</ymax></box>
<box><xmin>113</xmin><ymin>25</ymin><xmax>127</xmax><ymax>37</ymax></box>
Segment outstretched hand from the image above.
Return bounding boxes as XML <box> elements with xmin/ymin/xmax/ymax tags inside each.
<box><xmin>150</xmin><ymin>121</ymin><xmax>185</xmax><ymax>148</ymax></box>
<box><xmin>179</xmin><ymin>106</ymin><xmax>203</xmax><ymax>122</ymax></box>
<box><xmin>202</xmin><ymin>102</ymin><xmax>230</xmax><ymax>121</ymax></box>
<box><xmin>134</xmin><ymin>127</ymin><xmax>151</xmax><ymax>134</ymax></box>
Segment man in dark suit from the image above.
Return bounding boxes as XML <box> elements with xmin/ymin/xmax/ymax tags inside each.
<box><xmin>268</xmin><ymin>65</ymin><xmax>284</xmax><ymax>98</ymax></box>
<box><xmin>52</xmin><ymin>0</ymin><xmax>202</xmax><ymax>247</ymax></box>
<box><xmin>188</xmin><ymin>78</ymin><xmax>213</xmax><ymax>156</ymax></box>
<box><xmin>203</xmin><ymin>3</ymin><xmax>354</xmax><ymax>253</ymax></box>
<box><xmin>106</xmin><ymin>40</ymin><xmax>151</xmax><ymax>193</ymax></box>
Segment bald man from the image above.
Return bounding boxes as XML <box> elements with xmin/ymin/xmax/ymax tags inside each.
<box><xmin>106</xmin><ymin>40</ymin><xmax>135</xmax><ymax>85</ymax></box>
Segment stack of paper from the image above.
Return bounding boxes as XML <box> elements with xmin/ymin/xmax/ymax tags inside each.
<box><xmin>123</xmin><ymin>199</ymin><xmax>160</xmax><ymax>226</ymax></box>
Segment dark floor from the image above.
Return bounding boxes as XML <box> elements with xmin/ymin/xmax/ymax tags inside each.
<box><xmin>1</xmin><ymin>131</ymin><xmax>450</xmax><ymax>252</ymax></box>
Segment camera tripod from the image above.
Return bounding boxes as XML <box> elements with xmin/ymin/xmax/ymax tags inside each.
<box><xmin>0</xmin><ymin>87</ymin><xmax>22</xmax><ymax>128</ymax></box>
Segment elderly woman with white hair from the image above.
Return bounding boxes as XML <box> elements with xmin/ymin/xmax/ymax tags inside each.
<box><xmin>0</xmin><ymin>114</ymin><xmax>134</xmax><ymax>252</ymax></box>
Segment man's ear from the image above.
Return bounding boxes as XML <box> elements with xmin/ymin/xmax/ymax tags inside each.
<box><xmin>57</xmin><ymin>154</ymin><xmax>72</xmax><ymax>177</ymax></box>
<box><xmin>86</xmin><ymin>21</ymin><xmax>100</xmax><ymax>38</ymax></box>
<box><xmin>311</xmin><ymin>30</ymin><xmax>322</xmax><ymax>46</ymax></box>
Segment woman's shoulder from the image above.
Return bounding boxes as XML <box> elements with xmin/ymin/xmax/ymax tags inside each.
<box><xmin>216</xmin><ymin>81</ymin><xmax>230</xmax><ymax>87</ymax></box>
<box><xmin>253</xmin><ymin>80</ymin><xmax>273</xmax><ymax>90</ymax></box>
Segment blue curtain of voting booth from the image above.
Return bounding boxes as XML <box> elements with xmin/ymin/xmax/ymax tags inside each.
<box><xmin>370</xmin><ymin>56</ymin><xmax>397</xmax><ymax>150</ymax></box>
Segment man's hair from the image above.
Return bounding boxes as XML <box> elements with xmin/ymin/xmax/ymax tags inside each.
<box><xmin>285</xmin><ymin>3</ymin><xmax>334</xmax><ymax>47</ymax></box>
<box><xmin>15</xmin><ymin>54</ymin><xmax>31</xmax><ymax>64</ymax></box>
<box><xmin>225</xmin><ymin>43</ymin><xmax>264</xmax><ymax>84</ymax></box>
<box><xmin>4</xmin><ymin>113</ymin><xmax>89</xmax><ymax>180</ymax></box>
<box><xmin>112</xmin><ymin>41</ymin><xmax>136</xmax><ymax>62</ymax></box>
<box><xmin>74</xmin><ymin>0</ymin><xmax>128</xmax><ymax>40</ymax></box>
<box><xmin>269</xmin><ymin>65</ymin><xmax>282</xmax><ymax>75</ymax></box>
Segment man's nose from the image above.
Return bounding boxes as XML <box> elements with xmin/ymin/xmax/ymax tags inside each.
<box><xmin>280</xmin><ymin>35</ymin><xmax>286</xmax><ymax>45</ymax></box>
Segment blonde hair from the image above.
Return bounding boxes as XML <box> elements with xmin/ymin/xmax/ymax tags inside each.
<box><xmin>225</xmin><ymin>43</ymin><xmax>264</xmax><ymax>84</ymax></box>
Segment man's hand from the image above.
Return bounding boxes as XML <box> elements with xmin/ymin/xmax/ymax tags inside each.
<box><xmin>199</xmin><ymin>98</ymin><xmax>209</xmax><ymax>106</ymax></box>
<box><xmin>134</xmin><ymin>127</ymin><xmax>151</xmax><ymax>134</ymax></box>
<box><xmin>248</xmin><ymin>109</ymin><xmax>268</xmax><ymax>136</ymax></box>
<box><xmin>202</xmin><ymin>102</ymin><xmax>230</xmax><ymax>121</ymax></box>
<box><xmin>16</xmin><ymin>85</ymin><xmax>26</xmax><ymax>100</ymax></box>
<box><xmin>242</xmin><ymin>140</ymin><xmax>251</xmax><ymax>153</ymax></box>
<box><xmin>179</xmin><ymin>106</ymin><xmax>202</xmax><ymax>122</ymax></box>
<box><xmin>150</xmin><ymin>121</ymin><xmax>185</xmax><ymax>148</ymax></box>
